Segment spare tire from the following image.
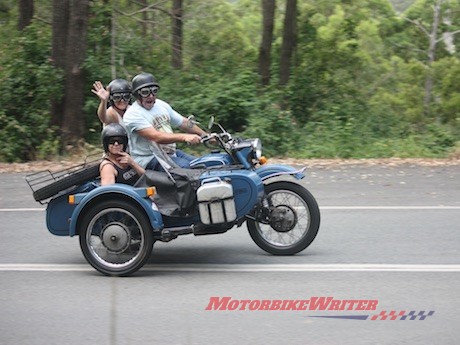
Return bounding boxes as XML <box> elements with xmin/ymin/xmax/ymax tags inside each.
<box><xmin>33</xmin><ymin>164</ymin><xmax>100</xmax><ymax>202</ymax></box>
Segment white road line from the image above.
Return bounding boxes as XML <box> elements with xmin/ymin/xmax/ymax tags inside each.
<box><xmin>1</xmin><ymin>264</ymin><xmax>460</xmax><ymax>272</ymax></box>
<box><xmin>321</xmin><ymin>206</ymin><xmax>460</xmax><ymax>210</ymax></box>
<box><xmin>0</xmin><ymin>208</ymin><xmax>45</xmax><ymax>212</ymax></box>
<box><xmin>1</xmin><ymin>206</ymin><xmax>460</xmax><ymax>212</ymax></box>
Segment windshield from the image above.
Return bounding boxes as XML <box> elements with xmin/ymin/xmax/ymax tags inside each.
<box><xmin>149</xmin><ymin>141</ymin><xmax>181</xmax><ymax>169</ymax></box>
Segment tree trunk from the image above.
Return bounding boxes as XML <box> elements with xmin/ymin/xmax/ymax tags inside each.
<box><xmin>111</xmin><ymin>2</ymin><xmax>116</xmax><ymax>79</ymax></box>
<box><xmin>423</xmin><ymin>0</ymin><xmax>441</xmax><ymax>117</ymax></box>
<box><xmin>60</xmin><ymin>0</ymin><xmax>90</xmax><ymax>150</ymax></box>
<box><xmin>279</xmin><ymin>0</ymin><xmax>297</xmax><ymax>86</ymax></box>
<box><xmin>139</xmin><ymin>0</ymin><xmax>149</xmax><ymax>37</ymax></box>
<box><xmin>172</xmin><ymin>0</ymin><xmax>183</xmax><ymax>69</ymax></box>
<box><xmin>137</xmin><ymin>0</ymin><xmax>153</xmax><ymax>55</ymax></box>
<box><xmin>50</xmin><ymin>0</ymin><xmax>69</xmax><ymax>129</ymax></box>
<box><xmin>258</xmin><ymin>0</ymin><xmax>275</xmax><ymax>86</ymax></box>
<box><xmin>18</xmin><ymin>0</ymin><xmax>34</xmax><ymax>30</ymax></box>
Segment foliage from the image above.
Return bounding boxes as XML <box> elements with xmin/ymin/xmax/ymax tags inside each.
<box><xmin>0</xmin><ymin>21</ymin><xmax>63</xmax><ymax>162</ymax></box>
<box><xmin>389</xmin><ymin>0</ymin><xmax>416</xmax><ymax>13</ymax></box>
<box><xmin>163</xmin><ymin>70</ymin><xmax>260</xmax><ymax>132</ymax></box>
<box><xmin>287</xmin><ymin>0</ymin><xmax>458</xmax><ymax>158</ymax></box>
<box><xmin>245</xmin><ymin>107</ymin><xmax>301</xmax><ymax>157</ymax></box>
<box><xmin>0</xmin><ymin>0</ymin><xmax>458</xmax><ymax>161</ymax></box>
<box><xmin>184</xmin><ymin>1</ymin><xmax>259</xmax><ymax>74</ymax></box>
<box><xmin>297</xmin><ymin>117</ymin><xmax>456</xmax><ymax>158</ymax></box>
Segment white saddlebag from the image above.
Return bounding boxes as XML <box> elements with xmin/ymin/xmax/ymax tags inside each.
<box><xmin>197</xmin><ymin>178</ymin><xmax>237</xmax><ymax>224</ymax></box>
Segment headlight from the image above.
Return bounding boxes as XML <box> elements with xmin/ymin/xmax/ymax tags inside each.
<box><xmin>252</xmin><ymin>138</ymin><xmax>262</xmax><ymax>159</ymax></box>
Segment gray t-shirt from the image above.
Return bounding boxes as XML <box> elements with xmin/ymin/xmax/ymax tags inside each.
<box><xmin>123</xmin><ymin>99</ymin><xmax>183</xmax><ymax>168</ymax></box>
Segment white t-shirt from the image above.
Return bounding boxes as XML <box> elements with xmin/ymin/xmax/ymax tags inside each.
<box><xmin>123</xmin><ymin>99</ymin><xmax>184</xmax><ymax>168</ymax></box>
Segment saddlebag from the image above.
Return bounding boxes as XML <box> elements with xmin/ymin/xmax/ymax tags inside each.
<box><xmin>197</xmin><ymin>178</ymin><xmax>237</xmax><ymax>224</ymax></box>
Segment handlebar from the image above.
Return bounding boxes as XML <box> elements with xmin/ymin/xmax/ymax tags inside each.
<box><xmin>201</xmin><ymin>132</ymin><xmax>233</xmax><ymax>149</ymax></box>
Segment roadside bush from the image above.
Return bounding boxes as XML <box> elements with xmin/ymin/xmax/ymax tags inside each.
<box><xmin>244</xmin><ymin>105</ymin><xmax>302</xmax><ymax>157</ymax></box>
<box><xmin>298</xmin><ymin>115</ymin><xmax>371</xmax><ymax>158</ymax></box>
<box><xmin>297</xmin><ymin>117</ymin><xmax>458</xmax><ymax>159</ymax></box>
<box><xmin>0</xmin><ymin>22</ymin><xmax>63</xmax><ymax>162</ymax></box>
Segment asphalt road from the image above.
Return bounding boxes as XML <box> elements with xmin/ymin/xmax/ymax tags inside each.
<box><xmin>0</xmin><ymin>162</ymin><xmax>459</xmax><ymax>345</ymax></box>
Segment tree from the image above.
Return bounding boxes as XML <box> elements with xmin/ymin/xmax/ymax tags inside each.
<box><xmin>172</xmin><ymin>0</ymin><xmax>183</xmax><ymax>69</ymax></box>
<box><xmin>279</xmin><ymin>0</ymin><xmax>297</xmax><ymax>86</ymax></box>
<box><xmin>185</xmin><ymin>1</ymin><xmax>257</xmax><ymax>74</ymax></box>
<box><xmin>18</xmin><ymin>0</ymin><xmax>33</xmax><ymax>30</ymax></box>
<box><xmin>404</xmin><ymin>0</ymin><xmax>460</xmax><ymax>118</ymax></box>
<box><xmin>0</xmin><ymin>0</ymin><xmax>458</xmax><ymax>161</ymax></box>
<box><xmin>111</xmin><ymin>4</ymin><xmax>117</xmax><ymax>79</ymax></box>
<box><xmin>258</xmin><ymin>0</ymin><xmax>275</xmax><ymax>86</ymax></box>
<box><xmin>51</xmin><ymin>0</ymin><xmax>90</xmax><ymax>150</ymax></box>
<box><xmin>50</xmin><ymin>0</ymin><xmax>69</xmax><ymax>129</ymax></box>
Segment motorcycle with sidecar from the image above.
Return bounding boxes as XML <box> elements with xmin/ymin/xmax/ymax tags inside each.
<box><xmin>26</xmin><ymin>117</ymin><xmax>320</xmax><ymax>276</ymax></box>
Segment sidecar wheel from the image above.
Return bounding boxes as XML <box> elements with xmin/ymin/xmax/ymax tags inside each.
<box><xmin>247</xmin><ymin>181</ymin><xmax>320</xmax><ymax>255</ymax></box>
<box><xmin>79</xmin><ymin>199</ymin><xmax>154</xmax><ymax>276</ymax></box>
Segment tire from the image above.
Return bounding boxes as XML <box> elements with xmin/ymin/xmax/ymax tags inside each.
<box><xmin>33</xmin><ymin>164</ymin><xmax>100</xmax><ymax>201</ymax></box>
<box><xmin>78</xmin><ymin>199</ymin><xmax>154</xmax><ymax>276</ymax></box>
<box><xmin>247</xmin><ymin>181</ymin><xmax>320</xmax><ymax>255</ymax></box>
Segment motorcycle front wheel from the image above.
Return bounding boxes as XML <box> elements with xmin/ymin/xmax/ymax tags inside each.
<box><xmin>79</xmin><ymin>199</ymin><xmax>154</xmax><ymax>276</ymax></box>
<box><xmin>247</xmin><ymin>181</ymin><xmax>320</xmax><ymax>255</ymax></box>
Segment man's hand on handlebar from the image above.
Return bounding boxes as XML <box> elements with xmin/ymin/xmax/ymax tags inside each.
<box><xmin>184</xmin><ymin>133</ymin><xmax>202</xmax><ymax>145</ymax></box>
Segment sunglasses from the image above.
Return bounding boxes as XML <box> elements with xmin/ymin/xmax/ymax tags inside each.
<box><xmin>111</xmin><ymin>93</ymin><xmax>131</xmax><ymax>103</ymax></box>
<box><xmin>139</xmin><ymin>86</ymin><xmax>159</xmax><ymax>98</ymax></box>
<box><xmin>108</xmin><ymin>137</ymin><xmax>125</xmax><ymax>145</ymax></box>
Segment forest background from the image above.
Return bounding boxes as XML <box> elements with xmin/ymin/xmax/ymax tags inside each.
<box><xmin>0</xmin><ymin>0</ymin><xmax>459</xmax><ymax>163</ymax></box>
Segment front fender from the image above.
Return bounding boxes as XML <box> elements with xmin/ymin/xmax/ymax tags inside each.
<box><xmin>255</xmin><ymin>164</ymin><xmax>306</xmax><ymax>181</ymax></box>
<box><xmin>68</xmin><ymin>184</ymin><xmax>163</xmax><ymax>237</ymax></box>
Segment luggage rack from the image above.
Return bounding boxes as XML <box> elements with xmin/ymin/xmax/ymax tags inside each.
<box><xmin>25</xmin><ymin>155</ymin><xmax>102</xmax><ymax>204</ymax></box>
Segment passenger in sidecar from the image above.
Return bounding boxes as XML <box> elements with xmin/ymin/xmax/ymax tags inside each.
<box><xmin>99</xmin><ymin>123</ymin><xmax>145</xmax><ymax>186</ymax></box>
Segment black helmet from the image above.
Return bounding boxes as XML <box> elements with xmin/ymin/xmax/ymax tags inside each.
<box><xmin>101</xmin><ymin>123</ymin><xmax>128</xmax><ymax>152</ymax></box>
<box><xmin>107</xmin><ymin>79</ymin><xmax>131</xmax><ymax>104</ymax></box>
<box><xmin>108</xmin><ymin>79</ymin><xmax>131</xmax><ymax>94</ymax></box>
<box><xmin>132</xmin><ymin>73</ymin><xmax>160</xmax><ymax>97</ymax></box>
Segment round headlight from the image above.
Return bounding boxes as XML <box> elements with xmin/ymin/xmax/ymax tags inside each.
<box><xmin>252</xmin><ymin>138</ymin><xmax>262</xmax><ymax>159</ymax></box>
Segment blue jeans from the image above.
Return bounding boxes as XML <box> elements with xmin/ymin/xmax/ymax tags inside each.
<box><xmin>146</xmin><ymin>149</ymin><xmax>196</xmax><ymax>171</ymax></box>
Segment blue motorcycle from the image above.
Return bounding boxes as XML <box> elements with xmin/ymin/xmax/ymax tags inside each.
<box><xmin>26</xmin><ymin>117</ymin><xmax>320</xmax><ymax>276</ymax></box>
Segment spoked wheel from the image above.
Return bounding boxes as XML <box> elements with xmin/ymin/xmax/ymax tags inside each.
<box><xmin>247</xmin><ymin>181</ymin><xmax>320</xmax><ymax>255</ymax></box>
<box><xmin>79</xmin><ymin>199</ymin><xmax>154</xmax><ymax>276</ymax></box>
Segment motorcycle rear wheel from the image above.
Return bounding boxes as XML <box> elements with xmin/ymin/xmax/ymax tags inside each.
<box><xmin>79</xmin><ymin>199</ymin><xmax>154</xmax><ymax>276</ymax></box>
<box><xmin>247</xmin><ymin>181</ymin><xmax>320</xmax><ymax>255</ymax></box>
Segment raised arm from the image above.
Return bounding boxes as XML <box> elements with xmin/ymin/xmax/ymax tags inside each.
<box><xmin>91</xmin><ymin>81</ymin><xmax>118</xmax><ymax>124</ymax></box>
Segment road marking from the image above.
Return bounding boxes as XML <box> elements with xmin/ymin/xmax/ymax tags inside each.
<box><xmin>0</xmin><ymin>208</ymin><xmax>45</xmax><ymax>212</ymax></box>
<box><xmin>321</xmin><ymin>206</ymin><xmax>460</xmax><ymax>210</ymax></box>
<box><xmin>1</xmin><ymin>206</ymin><xmax>460</xmax><ymax>212</ymax></box>
<box><xmin>0</xmin><ymin>264</ymin><xmax>460</xmax><ymax>272</ymax></box>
